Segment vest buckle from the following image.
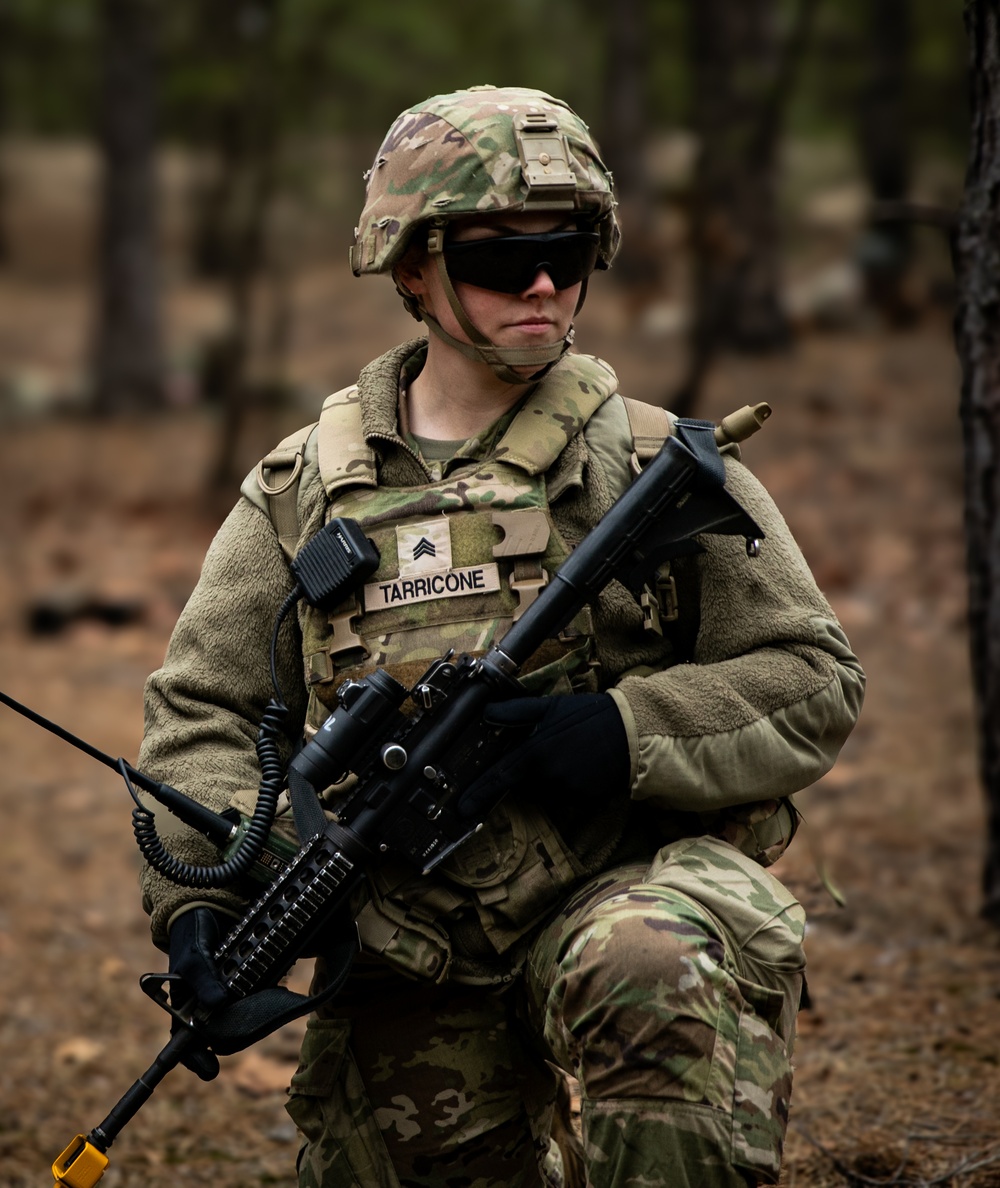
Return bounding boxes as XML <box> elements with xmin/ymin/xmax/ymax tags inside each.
<box><xmin>641</xmin><ymin>564</ymin><xmax>679</xmax><ymax>635</ymax></box>
<box><xmin>510</xmin><ymin>563</ymin><xmax>549</xmax><ymax>621</ymax></box>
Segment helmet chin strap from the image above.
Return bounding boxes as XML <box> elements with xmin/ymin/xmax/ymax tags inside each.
<box><xmin>421</xmin><ymin>230</ymin><xmax>579</xmax><ymax>386</ymax></box>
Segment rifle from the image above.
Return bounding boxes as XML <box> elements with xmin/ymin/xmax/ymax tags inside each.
<box><xmin>29</xmin><ymin>408</ymin><xmax>769</xmax><ymax>1188</ymax></box>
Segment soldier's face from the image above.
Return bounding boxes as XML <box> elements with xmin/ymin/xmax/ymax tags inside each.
<box><xmin>400</xmin><ymin>212</ymin><xmax>584</xmax><ymax>358</ymax></box>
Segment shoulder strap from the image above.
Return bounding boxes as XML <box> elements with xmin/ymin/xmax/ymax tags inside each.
<box><xmin>620</xmin><ymin>396</ymin><xmax>675</xmax><ymax>475</ymax></box>
<box><xmin>254</xmin><ymin>424</ymin><xmax>316</xmax><ymax>561</ymax></box>
<box><xmin>317</xmin><ymin>384</ymin><xmax>377</xmax><ymax>497</ymax></box>
<box><xmin>248</xmin><ymin>383</ymin><xmax>377</xmax><ymax>562</ymax></box>
<box><xmin>494</xmin><ymin>353</ymin><xmax>620</xmax><ymax>474</ymax></box>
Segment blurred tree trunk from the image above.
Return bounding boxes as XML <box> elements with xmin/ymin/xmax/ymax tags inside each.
<box><xmin>857</xmin><ymin>0</ymin><xmax>916</xmax><ymax>322</ymax></box>
<box><xmin>206</xmin><ymin>130</ymin><xmax>280</xmax><ymax>492</ymax></box>
<box><xmin>92</xmin><ymin>0</ymin><xmax>164</xmax><ymax>413</ymax></box>
<box><xmin>675</xmin><ymin>0</ymin><xmax>817</xmax><ymax>415</ymax></box>
<box><xmin>599</xmin><ymin>0</ymin><xmax>661</xmax><ymax>304</ymax></box>
<box><xmin>194</xmin><ymin>1</ymin><xmax>284</xmax><ymax>492</ymax></box>
<box><xmin>603</xmin><ymin>0</ymin><xmax>646</xmax><ymax>198</ymax></box>
<box><xmin>0</xmin><ymin>1</ymin><xmax>10</xmax><ymax>264</ymax></box>
<box><xmin>954</xmin><ymin>0</ymin><xmax>1000</xmax><ymax>927</ymax></box>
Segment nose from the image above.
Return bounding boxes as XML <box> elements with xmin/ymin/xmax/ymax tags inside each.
<box><xmin>522</xmin><ymin>267</ymin><xmax>556</xmax><ymax>297</ymax></box>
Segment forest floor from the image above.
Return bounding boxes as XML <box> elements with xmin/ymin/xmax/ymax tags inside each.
<box><xmin>0</xmin><ymin>253</ymin><xmax>998</xmax><ymax>1187</ymax></box>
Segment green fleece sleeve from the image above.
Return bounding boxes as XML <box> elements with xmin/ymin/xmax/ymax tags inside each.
<box><xmin>607</xmin><ymin>454</ymin><xmax>865</xmax><ymax>812</ymax></box>
<box><xmin>137</xmin><ymin>496</ymin><xmax>308</xmax><ymax>947</ymax></box>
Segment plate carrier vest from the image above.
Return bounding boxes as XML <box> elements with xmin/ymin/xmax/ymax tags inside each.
<box><xmin>240</xmin><ymin>354</ymin><xmax>794</xmax><ymax>984</ymax></box>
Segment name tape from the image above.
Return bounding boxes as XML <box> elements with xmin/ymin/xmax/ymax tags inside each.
<box><xmin>364</xmin><ymin>563</ymin><xmax>501</xmax><ymax>609</ymax></box>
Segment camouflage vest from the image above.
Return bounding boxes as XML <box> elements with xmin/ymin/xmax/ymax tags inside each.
<box><xmin>242</xmin><ymin>356</ymin><xmax>799</xmax><ymax>982</ymax></box>
<box><xmin>243</xmin><ymin>353</ymin><xmax>628</xmax><ymax>984</ymax></box>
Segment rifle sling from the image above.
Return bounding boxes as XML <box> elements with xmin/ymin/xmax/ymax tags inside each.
<box><xmin>288</xmin><ymin>762</ymin><xmax>330</xmax><ymax>843</ymax></box>
<box><xmin>201</xmin><ymin>929</ymin><xmax>359</xmax><ymax>1056</ymax></box>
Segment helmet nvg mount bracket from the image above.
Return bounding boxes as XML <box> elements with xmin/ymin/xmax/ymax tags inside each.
<box><xmin>512</xmin><ymin>111</ymin><xmax>579</xmax><ymax>209</ymax></box>
<box><xmin>350</xmin><ymin>85</ymin><xmax>620</xmax><ymax>383</ymax></box>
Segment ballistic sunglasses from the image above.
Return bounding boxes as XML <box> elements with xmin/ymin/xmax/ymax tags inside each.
<box><xmin>442</xmin><ymin>230</ymin><xmax>602</xmax><ymax>294</ymax></box>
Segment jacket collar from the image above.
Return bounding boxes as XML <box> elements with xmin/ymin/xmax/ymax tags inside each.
<box><xmin>357</xmin><ymin>339</ymin><xmax>618</xmax><ymax>477</ymax></box>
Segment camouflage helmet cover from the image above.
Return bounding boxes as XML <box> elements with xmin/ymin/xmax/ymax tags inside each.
<box><xmin>350</xmin><ymin>85</ymin><xmax>620</xmax><ymax>277</ymax></box>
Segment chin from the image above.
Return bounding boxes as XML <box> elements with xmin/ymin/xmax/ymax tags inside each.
<box><xmin>504</xmin><ymin>331</ymin><xmax>564</xmax><ymax>350</ymax></box>
<box><xmin>510</xmin><ymin>363</ymin><xmax>553</xmax><ymax>381</ymax></box>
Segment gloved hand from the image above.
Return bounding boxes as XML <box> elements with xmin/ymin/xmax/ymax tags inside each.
<box><xmin>168</xmin><ymin>906</ymin><xmax>233</xmax><ymax>1080</ymax></box>
<box><xmin>168</xmin><ymin>906</ymin><xmax>232</xmax><ymax>1010</ymax></box>
<box><xmin>459</xmin><ymin>693</ymin><xmax>630</xmax><ymax>821</ymax></box>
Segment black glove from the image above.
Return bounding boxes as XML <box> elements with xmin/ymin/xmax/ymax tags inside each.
<box><xmin>168</xmin><ymin>906</ymin><xmax>233</xmax><ymax>1079</ymax></box>
<box><xmin>459</xmin><ymin>693</ymin><xmax>630</xmax><ymax>821</ymax></box>
<box><xmin>168</xmin><ymin>906</ymin><xmax>232</xmax><ymax>1010</ymax></box>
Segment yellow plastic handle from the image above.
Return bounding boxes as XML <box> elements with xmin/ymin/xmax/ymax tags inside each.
<box><xmin>51</xmin><ymin>1134</ymin><xmax>109</xmax><ymax>1188</ymax></box>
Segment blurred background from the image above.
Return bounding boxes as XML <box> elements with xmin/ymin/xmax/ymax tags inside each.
<box><xmin>0</xmin><ymin>0</ymin><xmax>966</xmax><ymax>435</ymax></box>
<box><xmin>1</xmin><ymin>3</ymin><xmax>994</xmax><ymax>1187</ymax></box>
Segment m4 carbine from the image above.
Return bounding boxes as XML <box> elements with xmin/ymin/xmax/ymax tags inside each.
<box><xmin>50</xmin><ymin>408</ymin><xmax>768</xmax><ymax>1188</ymax></box>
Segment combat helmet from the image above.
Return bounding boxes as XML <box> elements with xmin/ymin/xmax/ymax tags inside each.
<box><xmin>350</xmin><ymin>85</ymin><xmax>619</xmax><ymax>382</ymax></box>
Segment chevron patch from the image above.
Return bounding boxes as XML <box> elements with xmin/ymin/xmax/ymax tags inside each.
<box><xmin>397</xmin><ymin>518</ymin><xmax>453</xmax><ymax>575</ymax></box>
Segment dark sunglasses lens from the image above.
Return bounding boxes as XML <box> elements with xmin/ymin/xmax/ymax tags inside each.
<box><xmin>444</xmin><ymin>233</ymin><xmax>600</xmax><ymax>293</ymax></box>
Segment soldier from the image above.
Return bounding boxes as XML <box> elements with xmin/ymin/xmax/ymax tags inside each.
<box><xmin>140</xmin><ymin>86</ymin><xmax>865</xmax><ymax>1187</ymax></box>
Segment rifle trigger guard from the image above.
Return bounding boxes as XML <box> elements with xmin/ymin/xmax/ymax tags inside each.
<box><xmin>139</xmin><ymin>971</ymin><xmax>196</xmax><ymax>1026</ymax></box>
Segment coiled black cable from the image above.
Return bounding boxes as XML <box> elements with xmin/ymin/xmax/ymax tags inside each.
<box><xmin>128</xmin><ymin>587</ymin><xmax>302</xmax><ymax>888</ymax></box>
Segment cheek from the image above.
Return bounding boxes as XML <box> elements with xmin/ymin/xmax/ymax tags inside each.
<box><xmin>452</xmin><ymin>284</ymin><xmax>503</xmax><ymax>327</ymax></box>
<box><xmin>556</xmin><ymin>283</ymin><xmax>583</xmax><ymax>316</ymax></box>
<box><xmin>429</xmin><ymin>276</ymin><xmax>583</xmax><ymax>341</ymax></box>
<box><xmin>411</xmin><ymin>268</ymin><xmax>458</xmax><ymax>331</ymax></box>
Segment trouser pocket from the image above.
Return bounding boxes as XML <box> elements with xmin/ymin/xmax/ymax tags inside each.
<box><xmin>729</xmin><ymin>974</ymin><xmax>796</xmax><ymax>1183</ymax></box>
<box><xmin>643</xmin><ymin>837</ymin><xmax>806</xmax><ymax>1182</ymax></box>
<box><xmin>285</xmin><ymin>1016</ymin><xmax>400</xmax><ymax>1188</ymax></box>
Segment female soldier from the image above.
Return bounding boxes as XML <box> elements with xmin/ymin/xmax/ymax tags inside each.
<box><xmin>139</xmin><ymin>86</ymin><xmax>865</xmax><ymax>1187</ymax></box>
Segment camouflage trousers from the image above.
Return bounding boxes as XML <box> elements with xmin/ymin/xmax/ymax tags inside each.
<box><xmin>285</xmin><ymin>836</ymin><xmax>806</xmax><ymax>1188</ymax></box>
